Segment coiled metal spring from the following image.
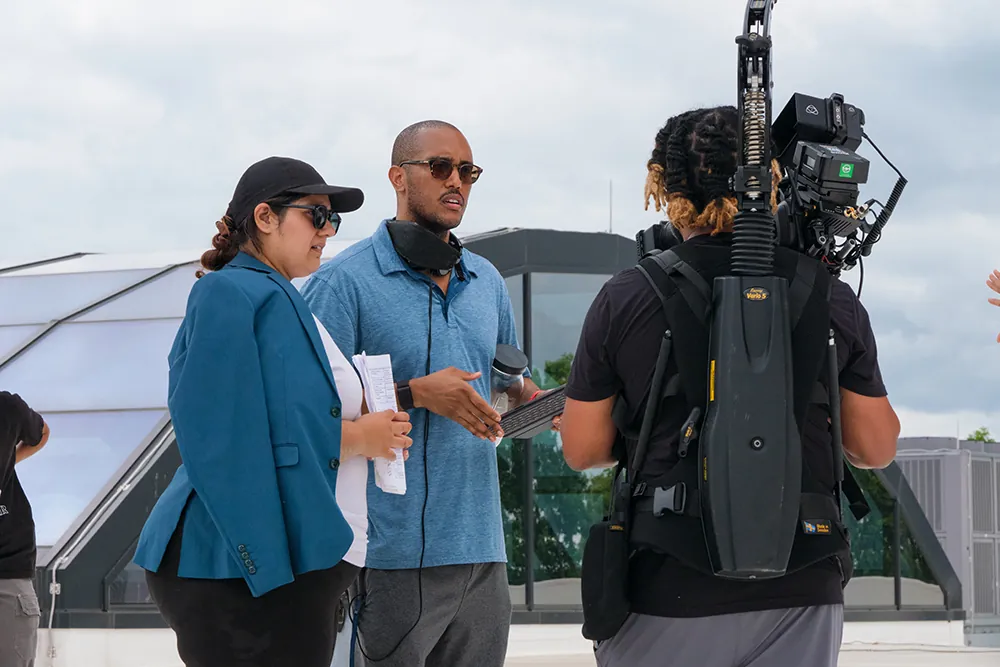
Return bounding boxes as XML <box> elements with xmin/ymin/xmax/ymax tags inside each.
<box><xmin>742</xmin><ymin>87</ymin><xmax>767</xmax><ymax>198</ymax></box>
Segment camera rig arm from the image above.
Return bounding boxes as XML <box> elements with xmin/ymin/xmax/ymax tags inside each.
<box><xmin>733</xmin><ymin>0</ymin><xmax>775</xmax><ymax>215</ymax></box>
<box><xmin>698</xmin><ymin>0</ymin><xmax>803</xmax><ymax>580</ymax></box>
<box><xmin>730</xmin><ymin>0</ymin><xmax>778</xmax><ymax>277</ymax></box>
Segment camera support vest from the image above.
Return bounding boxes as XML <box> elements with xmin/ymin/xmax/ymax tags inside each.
<box><xmin>614</xmin><ymin>241</ymin><xmax>871</xmax><ymax>585</ymax></box>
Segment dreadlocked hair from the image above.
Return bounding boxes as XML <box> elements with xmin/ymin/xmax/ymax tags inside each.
<box><xmin>643</xmin><ymin>105</ymin><xmax>781</xmax><ymax>235</ymax></box>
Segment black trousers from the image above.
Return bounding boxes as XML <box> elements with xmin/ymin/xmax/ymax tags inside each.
<box><xmin>146</xmin><ymin>522</ymin><xmax>359</xmax><ymax>667</ymax></box>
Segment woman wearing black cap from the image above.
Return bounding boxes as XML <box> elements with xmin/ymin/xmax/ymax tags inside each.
<box><xmin>133</xmin><ymin>156</ymin><xmax>413</xmax><ymax>667</ymax></box>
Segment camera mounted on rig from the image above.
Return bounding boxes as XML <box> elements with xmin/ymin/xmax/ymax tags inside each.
<box><xmin>636</xmin><ymin>34</ymin><xmax>906</xmax><ymax>279</ymax></box>
<box><xmin>770</xmin><ymin>92</ymin><xmax>906</xmax><ymax>274</ymax></box>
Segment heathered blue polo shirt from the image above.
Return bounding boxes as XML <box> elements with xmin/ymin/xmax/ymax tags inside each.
<box><xmin>301</xmin><ymin>220</ymin><xmax>523</xmax><ymax>570</ymax></box>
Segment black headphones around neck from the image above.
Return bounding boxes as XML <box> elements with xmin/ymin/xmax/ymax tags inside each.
<box><xmin>386</xmin><ymin>219</ymin><xmax>464</xmax><ymax>277</ymax></box>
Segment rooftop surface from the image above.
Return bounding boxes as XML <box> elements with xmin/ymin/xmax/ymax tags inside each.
<box><xmin>503</xmin><ymin>645</ymin><xmax>1000</xmax><ymax>666</ymax></box>
<box><xmin>501</xmin><ymin>626</ymin><xmax>1000</xmax><ymax>667</ymax></box>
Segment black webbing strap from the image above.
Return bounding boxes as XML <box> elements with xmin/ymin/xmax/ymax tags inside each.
<box><xmin>628</xmin><ymin>330</ymin><xmax>673</xmax><ymax>479</ymax></box>
<box><xmin>636</xmin><ymin>262</ymin><xmax>669</xmax><ymax>314</ymax></box>
<box><xmin>634</xmin><ymin>485</ymin><xmax>847</xmax><ymax>529</ymax></box>
<box><xmin>789</xmin><ymin>254</ymin><xmax>819</xmax><ymax>329</ymax></box>
<box><xmin>649</xmin><ymin>250</ymin><xmax>712</xmax><ymax>326</ymax></box>
<box><xmin>826</xmin><ymin>323</ymin><xmax>871</xmax><ymax>523</ymax></box>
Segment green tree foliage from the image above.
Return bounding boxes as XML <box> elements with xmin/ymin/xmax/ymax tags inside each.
<box><xmin>967</xmin><ymin>426</ymin><xmax>996</xmax><ymax>443</ymax></box>
<box><xmin>497</xmin><ymin>353</ymin><xmax>612</xmax><ymax>586</ymax></box>
<box><xmin>842</xmin><ymin>467</ymin><xmax>936</xmax><ymax>588</ymax></box>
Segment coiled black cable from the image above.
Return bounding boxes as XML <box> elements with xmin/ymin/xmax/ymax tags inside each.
<box><xmin>861</xmin><ymin>178</ymin><xmax>906</xmax><ymax>257</ymax></box>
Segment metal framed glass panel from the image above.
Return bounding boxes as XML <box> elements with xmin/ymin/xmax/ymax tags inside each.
<box><xmin>108</xmin><ymin>561</ymin><xmax>154</xmax><ymax>606</ymax></box>
<box><xmin>76</xmin><ymin>264</ymin><xmax>200</xmax><ymax>322</ymax></box>
<box><xmin>17</xmin><ymin>409</ymin><xmax>166</xmax><ymax>546</ymax></box>
<box><xmin>0</xmin><ymin>319</ymin><xmax>182</xmax><ymax>411</ymax></box>
<box><xmin>5</xmin><ymin>252</ymin><xmax>197</xmax><ymax>275</ymax></box>
<box><xmin>843</xmin><ymin>468</ymin><xmax>946</xmax><ymax>609</ymax></box>
<box><xmin>843</xmin><ymin>469</ymin><xmax>897</xmax><ymax>608</ymax></box>
<box><xmin>528</xmin><ymin>272</ymin><xmax>611</xmax><ymax>607</ymax></box>
<box><xmin>106</xmin><ymin>542</ymin><xmax>156</xmax><ymax>607</ymax></box>
<box><xmin>505</xmin><ymin>274</ymin><xmax>524</xmax><ymax>347</ymax></box>
<box><xmin>0</xmin><ymin>253</ymin><xmax>85</xmax><ymax>274</ymax></box>
<box><xmin>898</xmin><ymin>513</ymin><xmax>946</xmax><ymax>607</ymax></box>
<box><xmin>498</xmin><ymin>436</ymin><xmax>530</xmax><ymax>606</ymax></box>
<box><xmin>528</xmin><ymin>273</ymin><xmax>609</xmax><ymax>389</ymax></box>
<box><xmin>0</xmin><ymin>270</ymin><xmax>159</xmax><ymax>325</ymax></box>
<box><xmin>0</xmin><ymin>324</ymin><xmax>40</xmax><ymax>359</ymax></box>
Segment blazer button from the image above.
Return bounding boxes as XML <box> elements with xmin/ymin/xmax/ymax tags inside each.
<box><xmin>248</xmin><ymin>566</ymin><xmax>257</xmax><ymax>575</ymax></box>
<box><xmin>245</xmin><ymin>560</ymin><xmax>255</xmax><ymax>568</ymax></box>
<box><xmin>329</xmin><ymin>458</ymin><xmax>340</xmax><ymax>470</ymax></box>
<box><xmin>238</xmin><ymin>545</ymin><xmax>247</xmax><ymax>553</ymax></box>
<box><xmin>241</xmin><ymin>552</ymin><xmax>251</xmax><ymax>561</ymax></box>
<box><xmin>330</xmin><ymin>407</ymin><xmax>341</xmax><ymax>418</ymax></box>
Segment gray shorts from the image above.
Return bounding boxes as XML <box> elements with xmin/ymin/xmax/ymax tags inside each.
<box><xmin>352</xmin><ymin>563</ymin><xmax>512</xmax><ymax>667</ymax></box>
<box><xmin>596</xmin><ymin>604</ymin><xmax>843</xmax><ymax>667</ymax></box>
<box><xmin>0</xmin><ymin>578</ymin><xmax>40</xmax><ymax>667</ymax></box>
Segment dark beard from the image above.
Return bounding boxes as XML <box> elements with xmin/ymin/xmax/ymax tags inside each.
<box><xmin>408</xmin><ymin>194</ymin><xmax>459</xmax><ymax>239</ymax></box>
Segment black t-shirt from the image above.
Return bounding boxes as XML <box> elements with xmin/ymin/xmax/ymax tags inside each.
<box><xmin>566</xmin><ymin>234</ymin><xmax>887</xmax><ymax>617</ymax></box>
<box><xmin>0</xmin><ymin>391</ymin><xmax>45</xmax><ymax>579</ymax></box>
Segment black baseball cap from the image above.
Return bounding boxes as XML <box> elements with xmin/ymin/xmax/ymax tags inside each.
<box><xmin>226</xmin><ymin>156</ymin><xmax>365</xmax><ymax>224</ymax></box>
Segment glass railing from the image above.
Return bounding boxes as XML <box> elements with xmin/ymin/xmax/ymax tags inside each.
<box><xmin>503</xmin><ymin>453</ymin><xmax>960</xmax><ymax>613</ymax></box>
<box><xmin>843</xmin><ymin>467</ymin><xmax>946</xmax><ymax>609</ymax></box>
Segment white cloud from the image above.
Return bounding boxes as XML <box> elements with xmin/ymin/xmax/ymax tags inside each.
<box><xmin>2</xmin><ymin>0</ymin><xmax>999</xmax><ymax>439</ymax></box>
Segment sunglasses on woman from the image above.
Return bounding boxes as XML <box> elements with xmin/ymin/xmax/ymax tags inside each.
<box><xmin>397</xmin><ymin>157</ymin><xmax>483</xmax><ymax>185</ymax></box>
<box><xmin>280</xmin><ymin>204</ymin><xmax>342</xmax><ymax>232</ymax></box>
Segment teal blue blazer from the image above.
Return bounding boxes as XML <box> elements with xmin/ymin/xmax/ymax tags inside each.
<box><xmin>134</xmin><ymin>252</ymin><xmax>353</xmax><ymax>597</ymax></box>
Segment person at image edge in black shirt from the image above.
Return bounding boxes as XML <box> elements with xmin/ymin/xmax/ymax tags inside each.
<box><xmin>558</xmin><ymin>106</ymin><xmax>900</xmax><ymax>667</ymax></box>
<box><xmin>0</xmin><ymin>391</ymin><xmax>49</xmax><ymax>667</ymax></box>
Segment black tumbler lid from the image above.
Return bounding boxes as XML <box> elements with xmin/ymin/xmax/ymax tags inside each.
<box><xmin>493</xmin><ymin>344</ymin><xmax>528</xmax><ymax>376</ymax></box>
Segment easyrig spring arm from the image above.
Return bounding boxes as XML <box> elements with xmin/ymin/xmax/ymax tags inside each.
<box><xmin>731</xmin><ymin>0</ymin><xmax>777</xmax><ymax>276</ymax></box>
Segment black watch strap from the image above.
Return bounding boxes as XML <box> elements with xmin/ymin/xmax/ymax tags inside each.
<box><xmin>397</xmin><ymin>380</ymin><xmax>414</xmax><ymax>411</ymax></box>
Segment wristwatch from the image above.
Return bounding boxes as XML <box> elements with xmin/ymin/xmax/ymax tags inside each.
<box><xmin>396</xmin><ymin>380</ymin><xmax>414</xmax><ymax>411</ymax></box>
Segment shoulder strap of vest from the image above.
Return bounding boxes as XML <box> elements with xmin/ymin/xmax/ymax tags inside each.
<box><xmin>638</xmin><ymin>249</ymin><xmax>713</xmax><ymax>327</ymax></box>
<box><xmin>789</xmin><ymin>254</ymin><xmax>822</xmax><ymax>328</ymax></box>
<box><xmin>642</xmin><ymin>247</ymin><xmax>827</xmax><ymax>331</ymax></box>
<box><xmin>637</xmin><ymin>246</ymin><xmax>714</xmax><ymax>413</ymax></box>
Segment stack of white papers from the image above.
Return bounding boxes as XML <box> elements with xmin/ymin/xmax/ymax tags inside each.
<box><xmin>351</xmin><ymin>352</ymin><xmax>406</xmax><ymax>495</ymax></box>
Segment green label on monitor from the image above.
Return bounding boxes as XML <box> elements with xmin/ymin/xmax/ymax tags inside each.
<box><xmin>839</xmin><ymin>162</ymin><xmax>855</xmax><ymax>178</ymax></box>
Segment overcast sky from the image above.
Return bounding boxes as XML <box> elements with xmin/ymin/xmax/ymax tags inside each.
<box><xmin>2</xmin><ymin>0</ymin><xmax>998</xmax><ymax>440</ymax></box>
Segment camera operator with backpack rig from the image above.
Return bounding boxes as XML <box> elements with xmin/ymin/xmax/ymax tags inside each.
<box><xmin>558</xmin><ymin>103</ymin><xmax>900</xmax><ymax>666</ymax></box>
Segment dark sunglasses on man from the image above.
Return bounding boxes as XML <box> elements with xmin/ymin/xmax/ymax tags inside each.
<box><xmin>397</xmin><ymin>157</ymin><xmax>483</xmax><ymax>185</ymax></box>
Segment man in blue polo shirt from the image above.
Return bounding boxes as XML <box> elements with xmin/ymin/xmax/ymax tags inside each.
<box><xmin>302</xmin><ymin>120</ymin><xmax>543</xmax><ymax>667</ymax></box>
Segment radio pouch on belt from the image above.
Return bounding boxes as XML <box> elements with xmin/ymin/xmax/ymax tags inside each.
<box><xmin>580</xmin><ymin>328</ymin><xmax>674</xmax><ymax>642</ymax></box>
